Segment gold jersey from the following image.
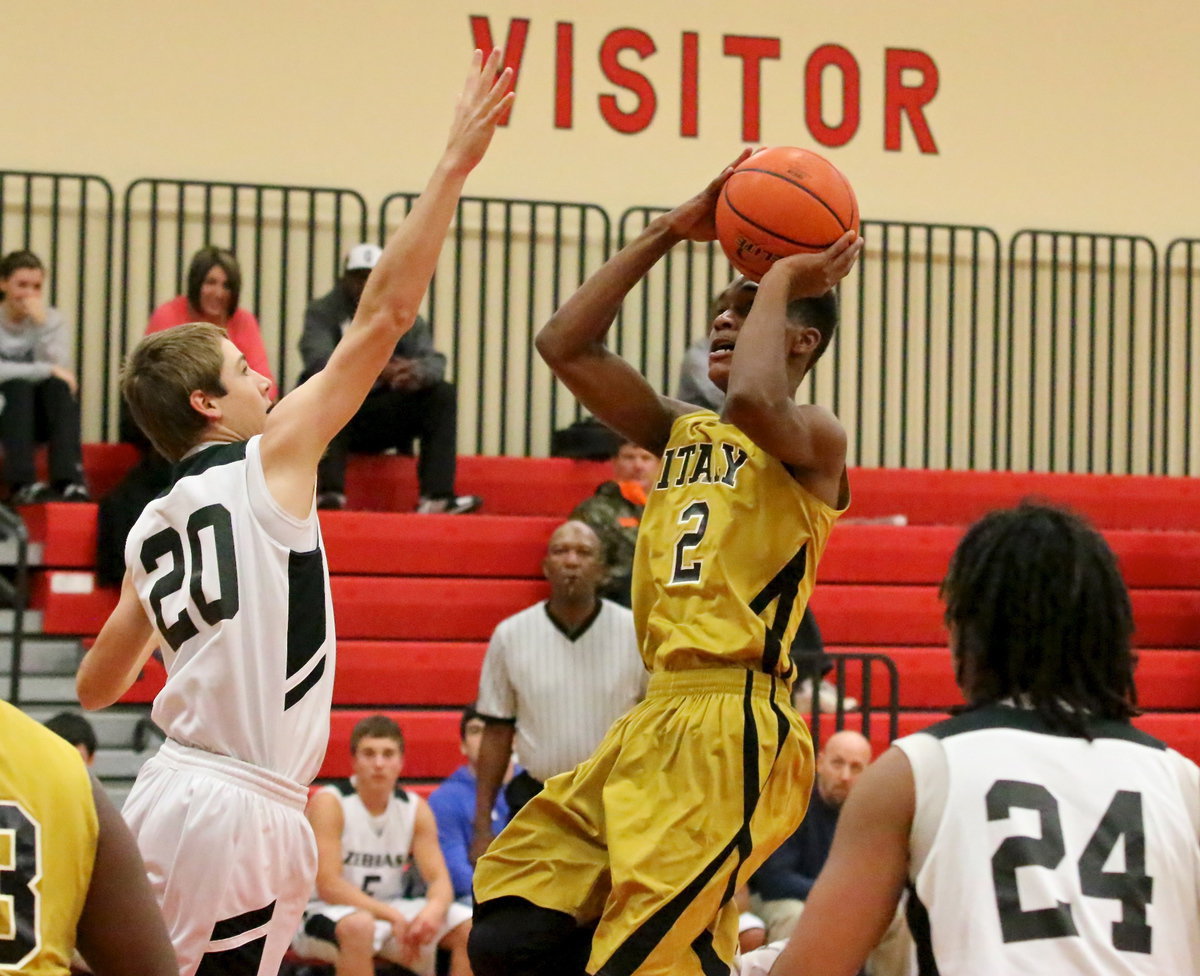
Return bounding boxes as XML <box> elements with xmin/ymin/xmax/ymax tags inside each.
<box><xmin>0</xmin><ymin>701</ymin><xmax>99</xmax><ymax>975</ymax></box>
<box><xmin>632</xmin><ymin>411</ymin><xmax>846</xmax><ymax>679</ymax></box>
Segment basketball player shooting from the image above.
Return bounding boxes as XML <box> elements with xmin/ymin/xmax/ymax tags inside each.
<box><xmin>467</xmin><ymin>156</ymin><xmax>862</xmax><ymax>976</ymax></box>
<box><xmin>75</xmin><ymin>49</ymin><xmax>513</xmax><ymax>976</ymax></box>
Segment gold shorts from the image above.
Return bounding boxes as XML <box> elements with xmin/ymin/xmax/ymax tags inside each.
<box><xmin>473</xmin><ymin>668</ymin><xmax>813</xmax><ymax>976</ymax></box>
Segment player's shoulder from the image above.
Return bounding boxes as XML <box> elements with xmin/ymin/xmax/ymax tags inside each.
<box><xmin>916</xmin><ymin>703</ymin><xmax>1167</xmax><ymax>751</ymax></box>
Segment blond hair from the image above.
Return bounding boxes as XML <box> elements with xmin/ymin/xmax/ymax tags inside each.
<box><xmin>121</xmin><ymin>323</ymin><xmax>227</xmax><ymax>461</ymax></box>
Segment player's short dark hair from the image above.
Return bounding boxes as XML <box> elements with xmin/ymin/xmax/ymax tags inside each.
<box><xmin>350</xmin><ymin>714</ymin><xmax>405</xmax><ymax>754</ymax></box>
<box><xmin>460</xmin><ymin>703</ymin><xmax>485</xmax><ymax>740</ymax></box>
<box><xmin>44</xmin><ymin>711</ymin><xmax>98</xmax><ymax>758</ymax></box>
<box><xmin>185</xmin><ymin>246</ymin><xmax>242</xmax><ymax>316</ymax></box>
<box><xmin>941</xmin><ymin>501</ymin><xmax>1137</xmax><ymax>736</ymax></box>
<box><xmin>0</xmin><ymin>249</ymin><xmax>44</xmax><ymax>282</ymax></box>
<box><xmin>786</xmin><ymin>290</ymin><xmax>839</xmax><ymax>364</ymax></box>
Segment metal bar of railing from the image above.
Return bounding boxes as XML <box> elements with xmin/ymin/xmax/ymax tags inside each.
<box><xmin>0</xmin><ymin>506</ymin><xmax>29</xmax><ymax>706</ymax></box>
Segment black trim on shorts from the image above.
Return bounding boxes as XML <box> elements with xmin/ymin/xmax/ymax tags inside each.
<box><xmin>304</xmin><ymin>912</ymin><xmax>340</xmax><ymax>946</ymax></box>
<box><xmin>210</xmin><ymin>900</ymin><xmax>276</xmax><ymax>941</ymax></box>
<box><xmin>748</xmin><ymin>544</ymin><xmax>808</xmax><ymax>675</ymax></box>
<box><xmin>690</xmin><ymin>929</ymin><xmax>729</xmax><ymax>976</ymax></box>
<box><xmin>196</xmin><ymin>935</ymin><xmax>267</xmax><ymax>976</ymax></box>
<box><xmin>597</xmin><ymin>671</ymin><xmax>767</xmax><ymax>976</ymax></box>
<box><xmin>905</xmin><ymin>883</ymin><xmax>941</xmax><ymax>975</ymax></box>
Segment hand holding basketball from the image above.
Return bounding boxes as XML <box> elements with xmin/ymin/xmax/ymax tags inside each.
<box><xmin>662</xmin><ymin>149</ymin><xmax>754</xmax><ymax>242</ymax></box>
<box><xmin>765</xmin><ymin>231</ymin><xmax>864</xmax><ymax>299</ymax></box>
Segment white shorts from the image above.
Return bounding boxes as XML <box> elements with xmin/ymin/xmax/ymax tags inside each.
<box><xmin>123</xmin><ymin>739</ymin><xmax>316</xmax><ymax>976</ymax></box>
<box><xmin>293</xmin><ymin>899</ymin><xmax>473</xmax><ymax>976</ymax></box>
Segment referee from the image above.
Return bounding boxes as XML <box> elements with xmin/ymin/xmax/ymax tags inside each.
<box><xmin>470</xmin><ymin>520</ymin><xmax>646</xmax><ymax>864</ymax></box>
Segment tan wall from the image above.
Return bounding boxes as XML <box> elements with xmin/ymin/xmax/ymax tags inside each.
<box><xmin>3</xmin><ymin>1</ymin><xmax>1199</xmax><ymax>470</ymax></box>
<box><xmin>7</xmin><ymin>0</ymin><xmax>1199</xmax><ymax>236</ymax></box>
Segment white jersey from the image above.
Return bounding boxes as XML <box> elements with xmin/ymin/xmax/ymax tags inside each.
<box><xmin>310</xmin><ymin>780</ymin><xmax>421</xmax><ymax>905</ymax></box>
<box><xmin>894</xmin><ymin>705</ymin><xmax>1200</xmax><ymax>976</ymax></box>
<box><xmin>126</xmin><ymin>436</ymin><xmax>335</xmax><ymax>784</ymax></box>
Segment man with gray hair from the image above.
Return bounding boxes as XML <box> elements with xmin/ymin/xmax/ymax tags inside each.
<box><xmin>470</xmin><ymin>520</ymin><xmax>647</xmax><ymax>862</ymax></box>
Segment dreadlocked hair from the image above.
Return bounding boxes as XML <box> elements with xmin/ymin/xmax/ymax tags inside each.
<box><xmin>940</xmin><ymin>501</ymin><xmax>1137</xmax><ymax>737</ymax></box>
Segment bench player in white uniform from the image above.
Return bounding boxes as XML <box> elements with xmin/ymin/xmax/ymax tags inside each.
<box><xmin>770</xmin><ymin>502</ymin><xmax>1200</xmax><ymax>976</ymax></box>
<box><xmin>292</xmin><ymin>715</ymin><xmax>472</xmax><ymax>976</ymax></box>
<box><xmin>75</xmin><ymin>49</ymin><xmax>514</xmax><ymax>976</ymax></box>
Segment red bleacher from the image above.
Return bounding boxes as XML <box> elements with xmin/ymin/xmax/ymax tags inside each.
<box><xmin>24</xmin><ymin>445</ymin><xmax>1200</xmax><ymax>785</ymax></box>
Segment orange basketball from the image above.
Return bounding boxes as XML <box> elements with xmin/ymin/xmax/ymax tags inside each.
<box><xmin>715</xmin><ymin>146</ymin><xmax>859</xmax><ymax>280</ymax></box>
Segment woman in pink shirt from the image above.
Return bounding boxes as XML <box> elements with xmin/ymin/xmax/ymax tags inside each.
<box><xmin>146</xmin><ymin>246</ymin><xmax>278</xmax><ymax>399</ymax></box>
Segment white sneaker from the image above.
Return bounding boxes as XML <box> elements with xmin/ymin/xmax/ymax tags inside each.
<box><xmin>794</xmin><ymin>678</ymin><xmax>858</xmax><ymax>714</ymax></box>
<box><xmin>416</xmin><ymin>494</ymin><xmax>483</xmax><ymax>515</ymax></box>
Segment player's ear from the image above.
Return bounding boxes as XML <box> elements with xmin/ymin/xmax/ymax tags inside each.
<box><xmin>189</xmin><ymin>388</ymin><xmax>222</xmax><ymax>422</ymax></box>
<box><xmin>789</xmin><ymin>325</ymin><xmax>821</xmax><ymax>357</ymax></box>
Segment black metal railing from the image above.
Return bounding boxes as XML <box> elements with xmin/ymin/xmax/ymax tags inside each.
<box><xmin>798</xmin><ymin>651</ymin><xmax>901</xmax><ymax>752</ymax></box>
<box><xmin>120</xmin><ymin>178</ymin><xmax>369</xmax><ymax>406</ymax></box>
<box><xmin>4</xmin><ymin>166</ymin><xmax>1198</xmax><ymax>475</ymax></box>
<box><xmin>1163</xmin><ymin>238</ymin><xmax>1200</xmax><ymax>476</ymax></box>
<box><xmin>0</xmin><ymin>170</ymin><xmax>115</xmax><ymax>438</ymax></box>
<box><xmin>0</xmin><ymin>505</ymin><xmax>30</xmax><ymax>705</ymax></box>
<box><xmin>1006</xmin><ymin>230</ymin><xmax>1160</xmax><ymax>474</ymax></box>
<box><xmin>379</xmin><ymin>194</ymin><xmax>612</xmax><ymax>456</ymax></box>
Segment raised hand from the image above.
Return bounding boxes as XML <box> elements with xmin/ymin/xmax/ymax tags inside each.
<box><xmin>442</xmin><ymin>48</ymin><xmax>516</xmax><ymax>177</ymax></box>
<box><xmin>662</xmin><ymin>148</ymin><xmax>754</xmax><ymax>242</ymax></box>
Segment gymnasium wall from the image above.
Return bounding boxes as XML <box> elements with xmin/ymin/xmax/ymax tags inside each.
<box><xmin>3</xmin><ymin>1</ymin><xmax>1198</xmax><ymax>471</ymax></box>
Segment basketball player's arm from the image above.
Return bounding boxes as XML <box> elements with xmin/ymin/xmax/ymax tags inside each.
<box><xmin>76</xmin><ymin>775</ymin><xmax>177</xmax><ymax>976</ymax></box>
<box><xmin>769</xmin><ymin>748</ymin><xmax>914</xmax><ymax>976</ymax></box>
<box><xmin>724</xmin><ymin>237</ymin><xmax>861</xmax><ymax>505</ymax></box>
<box><xmin>470</xmin><ymin>719</ymin><xmax>515</xmax><ymax>863</ymax></box>
<box><xmin>406</xmin><ymin>802</ymin><xmax>455</xmax><ymax>948</ymax></box>
<box><xmin>77</xmin><ymin>572</ymin><xmax>159</xmax><ymax>711</ymax></box>
<box><xmin>536</xmin><ymin>152</ymin><xmax>751</xmax><ymax>455</ymax></box>
<box><xmin>259</xmin><ymin>49</ymin><xmax>514</xmax><ymax>517</ymax></box>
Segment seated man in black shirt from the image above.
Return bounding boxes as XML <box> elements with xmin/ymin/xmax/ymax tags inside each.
<box><xmin>299</xmin><ymin>243</ymin><xmax>481</xmax><ymax>514</ymax></box>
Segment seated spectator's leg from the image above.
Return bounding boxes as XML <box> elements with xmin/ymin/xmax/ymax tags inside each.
<box><xmin>332</xmin><ymin>909</ymin><xmax>377</xmax><ymax>976</ymax></box>
<box><xmin>36</xmin><ymin>375</ymin><xmax>86</xmax><ymax>495</ymax></box>
<box><xmin>409</xmin><ymin>380</ymin><xmax>458</xmax><ymax>501</ymax></box>
<box><xmin>316</xmin><ymin>427</ymin><xmax>351</xmax><ymax>509</ymax></box>
<box><xmin>468</xmin><ymin>896</ymin><xmax>591</xmax><ymax>976</ymax></box>
<box><xmin>0</xmin><ymin>379</ymin><xmax>38</xmax><ymax>494</ymax></box>
<box><xmin>379</xmin><ymin>898</ymin><xmax>473</xmax><ymax>976</ymax></box>
<box><xmin>738</xmin><ymin>912</ymin><xmax>767</xmax><ymax>953</ymax></box>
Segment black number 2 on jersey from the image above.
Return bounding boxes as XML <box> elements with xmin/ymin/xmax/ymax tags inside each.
<box><xmin>988</xmin><ymin>779</ymin><xmax>1153</xmax><ymax>954</ymax></box>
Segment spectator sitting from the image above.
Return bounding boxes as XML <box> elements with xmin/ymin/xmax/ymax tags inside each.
<box><xmin>299</xmin><ymin>243</ymin><xmax>481</xmax><ymax>514</ymax></box>
<box><xmin>428</xmin><ymin>704</ymin><xmax>515</xmax><ymax>904</ymax></box>
<box><xmin>0</xmin><ymin>250</ymin><xmax>89</xmax><ymax>504</ymax></box>
<box><xmin>569</xmin><ymin>438</ymin><xmax>659</xmax><ymax>607</ymax></box>
<box><xmin>749</xmin><ymin>730</ymin><xmax>873</xmax><ymax>941</ymax></box>
<box><xmin>145</xmin><ymin>245</ymin><xmax>277</xmax><ymax>398</ymax></box>
<box><xmin>96</xmin><ymin>246</ymin><xmax>278</xmax><ymax>586</ymax></box>
<box><xmin>44</xmin><ymin>710</ymin><xmax>98</xmax><ymax>766</ymax></box>
<box><xmin>471</xmin><ymin>520</ymin><xmax>647</xmax><ymax>863</ymax></box>
<box><xmin>292</xmin><ymin>714</ymin><xmax>472</xmax><ymax>976</ymax></box>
